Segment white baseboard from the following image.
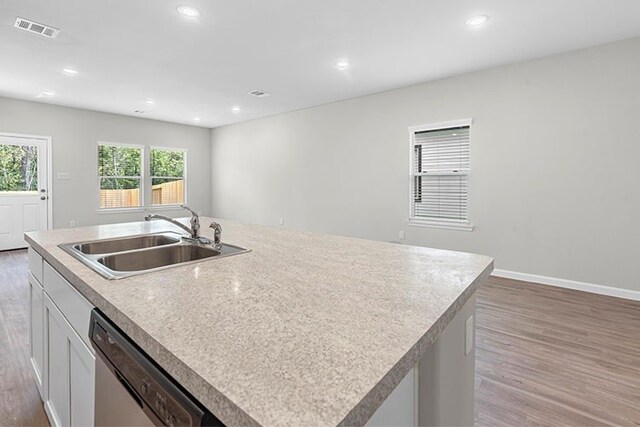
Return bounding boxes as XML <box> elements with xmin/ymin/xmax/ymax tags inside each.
<box><xmin>492</xmin><ymin>269</ymin><xmax>640</xmax><ymax>302</ymax></box>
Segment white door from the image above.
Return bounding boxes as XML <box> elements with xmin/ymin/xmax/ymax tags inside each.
<box><xmin>0</xmin><ymin>135</ymin><xmax>49</xmax><ymax>250</ymax></box>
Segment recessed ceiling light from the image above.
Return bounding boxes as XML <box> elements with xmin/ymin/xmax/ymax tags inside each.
<box><xmin>62</xmin><ymin>68</ymin><xmax>78</xmax><ymax>75</ymax></box>
<box><xmin>38</xmin><ymin>90</ymin><xmax>56</xmax><ymax>97</ymax></box>
<box><xmin>193</xmin><ymin>117</ymin><xmax>201</xmax><ymax>122</ymax></box>
<box><xmin>145</xmin><ymin>99</ymin><xmax>156</xmax><ymax>105</ymax></box>
<box><xmin>231</xmin><ymin>106</ymin><xmax>241</xmax><ymax>113</ymax></box>
<box><xmin>465</xmin><ymin>15</ymin><xmax>489</xmax><ymax>27</ymax></box>
<box><xmin>335</xmin><ymin>60</ymin><xmax>351</xmax><ymax>70</ymax></box>
<box><xmin>177</xmin><ymin>5</ymin><xmax>200</xmax><ymax>18</ymax></box>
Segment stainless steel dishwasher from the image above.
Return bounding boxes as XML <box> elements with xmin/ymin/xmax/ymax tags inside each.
<box><xmin>90</xmin><ymin>309</ymin><xmax>223</xmax><ymax>426</ymax></box>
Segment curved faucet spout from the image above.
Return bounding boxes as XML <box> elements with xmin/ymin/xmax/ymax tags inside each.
<box><xmin>145</xmin><ymin>205</ymin><xmax>212</xmax><ymax>245</ymax></box>
<box><xmin>145</xmin><ymin>214</ymin><xmax>193</xmax><ymax>237</ymax></box>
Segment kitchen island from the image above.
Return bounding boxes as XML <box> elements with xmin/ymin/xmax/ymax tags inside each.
<box><xmin>26</xmin><ymin>218</ymin><xmax>493</xmax><ymax>426</ymax></box>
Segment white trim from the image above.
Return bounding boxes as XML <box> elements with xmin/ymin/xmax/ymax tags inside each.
<box><xmin>408</xmin><ymin>118</ymin><xmax>473</xmax><ymax>134</ymax></box>
<box><xmin>96</xmin><ymin>207</ymin><xmax>145</xmax><ymax>214</ymax></box>
<box><xmin>0</xmin><ymin>132</ymin><xmax>53</xmax><ymax>230</ymax></box>
<box><xmin>149</xmin><ymin>145</ymin><xmax>187</xmax><ymax>153</ymax></box>
<box><xmin>407</xmin><ymin>218</ymin><xmax>474</xmax><ymax>231</ymax></box>
<box><xmin>97</xmin><ymin>140</ymin><xmax>144</xmax><ymax>149</ymax></box>
<box><xmin>492</xmin><ymin>269</ymin><xmax>640</xmax><ymax>301</ymax></box>
<box><xmin>148</xmin><ymin>204</ymin><xmax>185</xmax><ymax>211</ymax></box>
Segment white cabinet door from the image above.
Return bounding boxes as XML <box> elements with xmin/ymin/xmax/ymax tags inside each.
<box><xmin>44</xmin><ymin>294</ymin><xmax>95</xmax><ymax>427</ymax></box>
<box><xmin>69</xmin><ymin>329</ymin><xmax>95</xmax><ymax>426</ymax></box>
<box><xmin>45</xmin><ymin>295</ymin><xmax>70</xmax><ymax>427</ymax></box>
<box><xmin>29</xmin><ymin>273</ymin><xmax>45</xmax><ymax>399</ymax></box>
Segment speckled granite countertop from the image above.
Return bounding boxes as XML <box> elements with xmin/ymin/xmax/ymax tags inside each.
<box><xmin>26</xmin><ymin>218</ymin><xmax>493</xmax><ymax>427</ymax></box>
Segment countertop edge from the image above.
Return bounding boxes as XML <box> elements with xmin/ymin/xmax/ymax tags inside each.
<box><xmin>338</xmin><ymin>259</ymin><xmax>494</xmax><ymax>427</ymax></box>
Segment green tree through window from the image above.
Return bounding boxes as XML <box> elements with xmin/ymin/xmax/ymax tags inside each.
<box><xmin>151</xmin><ymin>148</ymin><xmax>185</xmax><ymax>205</ymax></box>
<box><xmin>98</xmin><ymin>144</ymin><xmax>142</xmax><ymax>208</ymax></box>
<box><xmin>0</xmin><ymin>145</ymin><xmax>38</xmax><ymax>192</ymax></box>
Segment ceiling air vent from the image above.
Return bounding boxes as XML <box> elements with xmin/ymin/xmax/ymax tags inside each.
<box><xmin>14</xmin><ymin>17</ymin><xmax>59</xmax><ymax>39</ymax></box>
<box><xmin>248</xmin><ymin>90</ymin><xmax>271</xmax><ymax>98</ymax></box>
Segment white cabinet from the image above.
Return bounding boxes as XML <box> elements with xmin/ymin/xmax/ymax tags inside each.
<box><xmin>44</xmin><ymin>293</ymin><xmax>95</xmax><ymax>427</ymax></box>
<box><xmin>43</xmin><ymin>262</ymin><xmax>94</xmax><ymax>349</ymax></box>
<box><xmin>365</xmin><ymin>294</ymin><xmax>477</xmax><ymax>427</ymax></box>
<box><xmin>69</xmin><ymin>334</ymin><xmax>96</xmax><ymax>427</ymax></box>
<box><xmin>29</xmin><ymin>272</ymin><xmax>45</xmax><ymax>399</ymax></box>
<box><xmin>45</xmin><ymin>294</ymin><xmax>70</xmax><ymax>427</ymax></box>
<box><xmin>366</xmin><ymin>366</ymin><xmax>418</xmax><ymax>426</ymax></box>
<box><xmin>28</xmin><ymin>247</ymin><xmax>44</xmax><ymax>284</ymax></box>
<box><xmin>28</xmin><ymin>246</ymin><xmax>95</xmax><ymax>427</ymax></box>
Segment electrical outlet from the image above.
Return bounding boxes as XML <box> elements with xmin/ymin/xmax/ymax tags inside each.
<box><xmin>465</xmin><ymin>315</ymin><xmax>474</xmax><ymax>355</ymax></box>
<box><xmin>398</xmin><ymin>230</ymin><xmax>405</xmax><ymax>240</ymax></box>
<box><xmin>279</xmin><ymin>217</ymin><xmax>285</xmax><ymax>226</ymax></box>
<box><xmin>56</xmin><ymin>172</ymin><xmax>70</xmax><ymax>180</ymax></box>
<box><xmin>69</xmin><ymin>220</ymin><xmax>76</xmax><ymax>228</ymax></box>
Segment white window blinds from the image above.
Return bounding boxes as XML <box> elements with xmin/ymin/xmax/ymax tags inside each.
<box><xmin>410</xmin><ymin>123</ymin><xmax>471</xmax><ymax>228</ymax></box>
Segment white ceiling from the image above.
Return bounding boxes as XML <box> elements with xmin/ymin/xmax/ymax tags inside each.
<box><xmin>1</xmin><ymin>1</ymin><xmax>640</xmax><ymax>128</ymax></box>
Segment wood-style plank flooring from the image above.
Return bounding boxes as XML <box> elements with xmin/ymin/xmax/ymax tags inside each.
<box><xmin>0</xmin><ymin>249</ymin><xmax>639</xmax><ymax>426</ymax></box>
<box><xmin>476</xmin><ymin>276</ymin><xmax>640</xmax><ymax>426</ymax></box>
<box><xmin>0</xmin><ymin>249</ymin><xmax>49</xmax><ymax>427</ymax></box>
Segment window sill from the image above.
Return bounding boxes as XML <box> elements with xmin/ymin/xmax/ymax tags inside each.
<box><xmin>148</xmin><ymin>204</ymin><xmax>187</xmax><ymax>211</ymax></box>
<box><xmin>97</xmin><ymin>207</ymin><xmax>145</xmax><ymax>215</ymax></box>
<box><xmin>407</xmin><ymin>218</ymin><xmax>474</xmax><ymax>231</ymax></box>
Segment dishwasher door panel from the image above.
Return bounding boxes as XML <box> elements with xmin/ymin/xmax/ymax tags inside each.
<box><xmin>95</xmin><ymin>356</ymin><xmax>155</xmax><ymax>427</ymax></box>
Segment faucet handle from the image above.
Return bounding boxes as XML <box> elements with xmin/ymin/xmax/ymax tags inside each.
<box><xmin>209</xmin><ymin>222</ymin><xmax>222</xmax><ymax>250</ymax></box>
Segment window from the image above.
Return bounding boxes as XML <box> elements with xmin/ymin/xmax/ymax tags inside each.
<box><xmin>409</xmin><ymin>119</ymin><xmax>472</xmax><ymax>231</ymax></box>
<box><xmin>150</xmin><ymin>148</ymin><xmax>186</xmax><ymax>206</ymax></box>
<box><xmin>98</xmin><ymin>143</ymin><xmax>143</xmax><ymax>209</ymax></box>
<box><xmin>0</xmin><ymin>144</ymin><xmax>38</xmax><ymax>193</ymax></box>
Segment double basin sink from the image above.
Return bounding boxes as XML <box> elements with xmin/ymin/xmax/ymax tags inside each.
<box><xmin>59</xmin><ymin>232</ymin><xmax>249</xmax><ymax>280</ymax></box>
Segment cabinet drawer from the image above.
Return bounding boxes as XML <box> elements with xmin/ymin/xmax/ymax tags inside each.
<box><xmin>43</xmin><ymin>262</ymin><xmax>94</xmax><ymax>350</ymax></box>
<box><xmin>28</xmin><ymin>247</ymin><xmax>44</xmax><ymax>285</ymax></box>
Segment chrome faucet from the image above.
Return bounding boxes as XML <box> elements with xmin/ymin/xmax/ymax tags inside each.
<box><xmin>145</xmin><ymin>205</ymin><xmax>213</xmax><ymax>245</ymax></box>
<box><xmin>179</xmin><ymin>205</ymin><xmax>201</xmax><ymax>238</ymax></box>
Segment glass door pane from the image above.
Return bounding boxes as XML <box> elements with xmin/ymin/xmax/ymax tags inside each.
<box><xmin>0</xmin><ymin>144</ymin><xmax>39</xmax><ymax>193</ymax></box>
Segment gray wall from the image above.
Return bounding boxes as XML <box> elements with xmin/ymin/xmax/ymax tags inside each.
<box><xmin>211</xmin><ymin>37</ymin><xmax>640</xmax><ymax>292</ymax></box>
<box><xmin>0</xmin><ymin>96</ymin><xmax>211</xmax><ymax>228</ymax></box>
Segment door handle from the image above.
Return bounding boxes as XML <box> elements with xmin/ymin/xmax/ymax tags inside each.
<box><xmin>40</xmin><ymin>189</ymin><xmax>46</xmax><ymax>193</ymax></box>
<box><xmin>40</xmin><ymin>196</ymin><xmax>47</xmax><ymax>200</ymax></box>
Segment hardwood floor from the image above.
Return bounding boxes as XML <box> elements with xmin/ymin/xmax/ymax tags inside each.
<box><xmin>1</xmin><ymin>249</ymin><xmax>639</xmax><ymax>426</ymax></box>
<box><xmin>476</xmin><ymin>276</ymin><xmax>640</xmax><ymax>426</ymax></box>
<box><xmin>0</xmin><ymin>250</ymin><xmax>49</xmax><ymax>427</ymax></box>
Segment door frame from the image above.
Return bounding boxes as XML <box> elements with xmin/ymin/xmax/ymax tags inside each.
<box><xmin>0</xmin><ymin>131</ymin><xmax>53</xmax><ymax>230</ymax></box>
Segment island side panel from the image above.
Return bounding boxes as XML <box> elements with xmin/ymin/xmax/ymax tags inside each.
<box><xmin>419</xmin><ymin>294</ymin><xmax>476</xmax><ymax>426</ymax></box>
<box><xmin>365</xmin><ymin>294</ymin><xmax>477</xmax><ymax>427</ymax></box>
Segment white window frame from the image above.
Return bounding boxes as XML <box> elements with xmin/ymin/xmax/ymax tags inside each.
<box><xmin>96</xmin><ymin>141</ymin><xmax>145</xmax><ymax>213</ymax></box>
<box><xmin>407</xmin><ymin>118</ymin><xmax>473</xmax><ymax>231</ymax></box>
<box><xmin>149</xmin><ymin>146</ymin><xmax>188</xmax><ymax>209</ymax></box>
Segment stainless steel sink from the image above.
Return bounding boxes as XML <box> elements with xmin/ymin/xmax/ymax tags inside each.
<box><xmin>59</xmin><ymin>232</ymin><xmax>249</xmax><ymax>280</ymax></box>
<box><xmin>73</xmin><ymin>233</ymin><xmax>181</xmax><ymax>254</ymax></box>
<box><xmin>97</xmin><ymin>244</ymin><xmax>222</xmax><ymax>272</ymax></box>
